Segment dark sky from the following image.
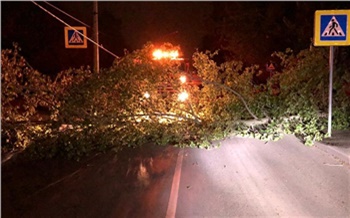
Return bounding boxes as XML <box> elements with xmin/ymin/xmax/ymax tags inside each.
<box><xmin>2</xmin><ymin>1</ymin><xmax>349</xmax><ymax>76</ymax></box>
<box><xmin>104</xmin><ymin>2</ymin><xmax>212</xmax><ymax>55</ymax></box>
<box><xmin>1</xmin><ymin>1</ymin><xmax>212</xmax><ymax>75</ymax></box>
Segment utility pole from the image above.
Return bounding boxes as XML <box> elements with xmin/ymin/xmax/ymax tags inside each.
<box><xmin>93</xmin><ymin>1</ymin><xmax>99</xmax><ymax>73</ymax></box>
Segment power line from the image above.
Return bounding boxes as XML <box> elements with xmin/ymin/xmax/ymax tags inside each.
<box><xmin>43</xmin><ymin>1</ymin><xmax>91</xmax><ymax>28</ymax></box>
<box><xmin>43</xmin><ymin>1</ymin><xmax>124</xmax><ymax>46</ymax></box>
<box><xmin>31</xmin><ymin>1</ymin><xmax>120</xmax><ymax>59</ymax></box>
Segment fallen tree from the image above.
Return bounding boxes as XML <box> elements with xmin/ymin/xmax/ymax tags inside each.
<box><xmin>2</xmin><ymin>43</ymin><xmax>349</xmax><ymax>160</ymax></box>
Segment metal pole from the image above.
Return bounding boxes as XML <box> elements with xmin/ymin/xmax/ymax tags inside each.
<box><xmin>328</xmin><ymin>46</ymin><xmax>334</xmax><ymax>136</ymax></box>
<box><xmin>93</xmin><ymin>1</ymin><xmax>99</xmax><ymax>73</ymax></box>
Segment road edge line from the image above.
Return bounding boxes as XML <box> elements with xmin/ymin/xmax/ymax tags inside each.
<box><xmin>166</xmin><ymin>148</ymin><xmax>184</xmax><ymax>218</ymax></box>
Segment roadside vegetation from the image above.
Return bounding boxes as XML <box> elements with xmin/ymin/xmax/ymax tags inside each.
<box><xmin>2</xmin><ymin>42</ymin><xmax>349</xmax><ymax>160</ymax></box>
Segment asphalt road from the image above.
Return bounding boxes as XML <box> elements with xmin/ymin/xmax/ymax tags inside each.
<box><xmin>173</xmin><ymin>135</ymin><xmax>350</xmax><ymax>218</ymax></box>
<box><xmin>2</xmin><ymin>135</ymin><xmax>349</xmax><ymax>218</ymax></box>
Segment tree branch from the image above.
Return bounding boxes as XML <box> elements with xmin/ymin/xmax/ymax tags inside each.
<box><xmin>184</xmin><ymin>73</ymin><xmax>258</xmax><ymax>120</ymax></box>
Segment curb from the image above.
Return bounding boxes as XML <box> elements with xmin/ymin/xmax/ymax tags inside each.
<box><xmin>315</xmin><ymin>142</ymin><xmax>350</xmax><ymax>165</ymax></box>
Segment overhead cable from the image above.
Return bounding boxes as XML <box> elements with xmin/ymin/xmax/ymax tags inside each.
<box><xmin>43</xmin><ymin>1</ymin><xmax>91</xmax><ymax>28</ymax></box>
<box><xmin>43</xmin><ymin>1</ymin><xmax>121</xmax><ymax>41</ymax></box>
<box><xmin>31</xmin><ymin>1</ymin><xmax>120</xmax><ymax>59</ymax></box>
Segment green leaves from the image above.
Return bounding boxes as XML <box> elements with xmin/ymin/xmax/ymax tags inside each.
<box><xmin>2</xmin><ymin>42</ymin><xmax>349</xmax><ymax>160</ymax></box>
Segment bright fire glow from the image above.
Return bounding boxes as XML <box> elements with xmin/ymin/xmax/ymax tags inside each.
<box><xmin>153</xmin><ymin>49</ymin><xmax>179</xmax><ymax>60</ymax></box>
<box><xmin>178</xmin><ymin>91</ymin><xmax>189</xmax><ymax>102</ymax></box>
<box><xmin>179</xmin><ymin>75</ymin><xmax>187</xmax><ymax>83</ymax></box>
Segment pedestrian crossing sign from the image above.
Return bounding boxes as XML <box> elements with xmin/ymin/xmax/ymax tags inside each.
<box><xmin>314</xmin><ymin>10</ymin><xmax>350</xmax><ymax>46</ymax></box>
<box><xmin>64</xmin><ymin>26</ymin><xmax>87</xmax><ymax>48</ymax></box>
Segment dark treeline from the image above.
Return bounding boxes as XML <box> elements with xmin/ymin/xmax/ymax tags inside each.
<box><xmin>199</xmin><ymin>2</ymin><xmax>350</xmax><ymax>66</ymax></box>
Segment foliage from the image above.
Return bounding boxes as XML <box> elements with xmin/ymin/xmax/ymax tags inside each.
<box><xmin>2</xmin><ymin>42</ymin><xmax>349</xmax><ymax>160</ymax></box>
<box><xmin>1</xmin><ymin>43</ymin><xmax>93</xmax><ymax>155</ymax></box>
<box><xmin>2</xmin><ymin>43</ymin><xmax>52</xmax><ymax>150</ymax></box>
<box><xmin>233</xmin><ymin>46</ymin><xmax>349</xmax><ymax>145</ymax></box>
<box><xmin>2</xmin><ymin>43</ymin><xmax>213</xmax><ymax>159</ymax></box>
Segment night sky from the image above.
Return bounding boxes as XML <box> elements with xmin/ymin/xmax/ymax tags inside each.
<box><xmin>1</xmin><ymin>1</ymin><xmax>212</xmax><ymax>75</ymax></box>
<box><xmin>2</xmin><ymin>1</ymin><xmax>349</xmax><ymax>76</ymax></box>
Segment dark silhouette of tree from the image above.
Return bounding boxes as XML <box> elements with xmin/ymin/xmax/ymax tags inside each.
<box><xmin>199</xmin><ymin>2</ymin><xmax>350</xmax><ymax>66</ymax></box>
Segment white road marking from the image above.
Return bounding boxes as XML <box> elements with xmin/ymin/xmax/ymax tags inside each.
<box><xmin>166</xmin><ymin>148</ymin><xmax>184</xmax><ymax>218</ymax></box>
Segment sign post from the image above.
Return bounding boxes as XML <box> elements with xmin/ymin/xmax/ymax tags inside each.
<box><xmin>328</xmin><ymin>46</ymin><xmax>334</xmax><ymax>136</ymax></box>
<box><xmin>314</xmin><ymin>9</ymin><xmax>350</xmax><ymax>137</ymax></box>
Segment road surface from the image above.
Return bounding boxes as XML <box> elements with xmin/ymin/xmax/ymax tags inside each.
<box><xmin>171</xmin><ymin>135</ymin><xmax>350</xmax><ymax>217</ymax></box>
<box><xmin>2</xmin><ymin>135</ymin><xmax>349</xmax><ymax>218</ymax></box>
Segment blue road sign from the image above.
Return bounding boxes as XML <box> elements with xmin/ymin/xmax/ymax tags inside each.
<box><xmin>314</xmin><ymin>10</ymin><xmax>350</xmax><ymax>46</ymax></box>
<box><xmin>64</xmin><ymin>26</ymin><xmax>87</xmax><ymax>48</ymax></box>
<box><xmin>320</xmin><ymin>15</ymin><xmax>347</xmax><ymax>41</ymax></box>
